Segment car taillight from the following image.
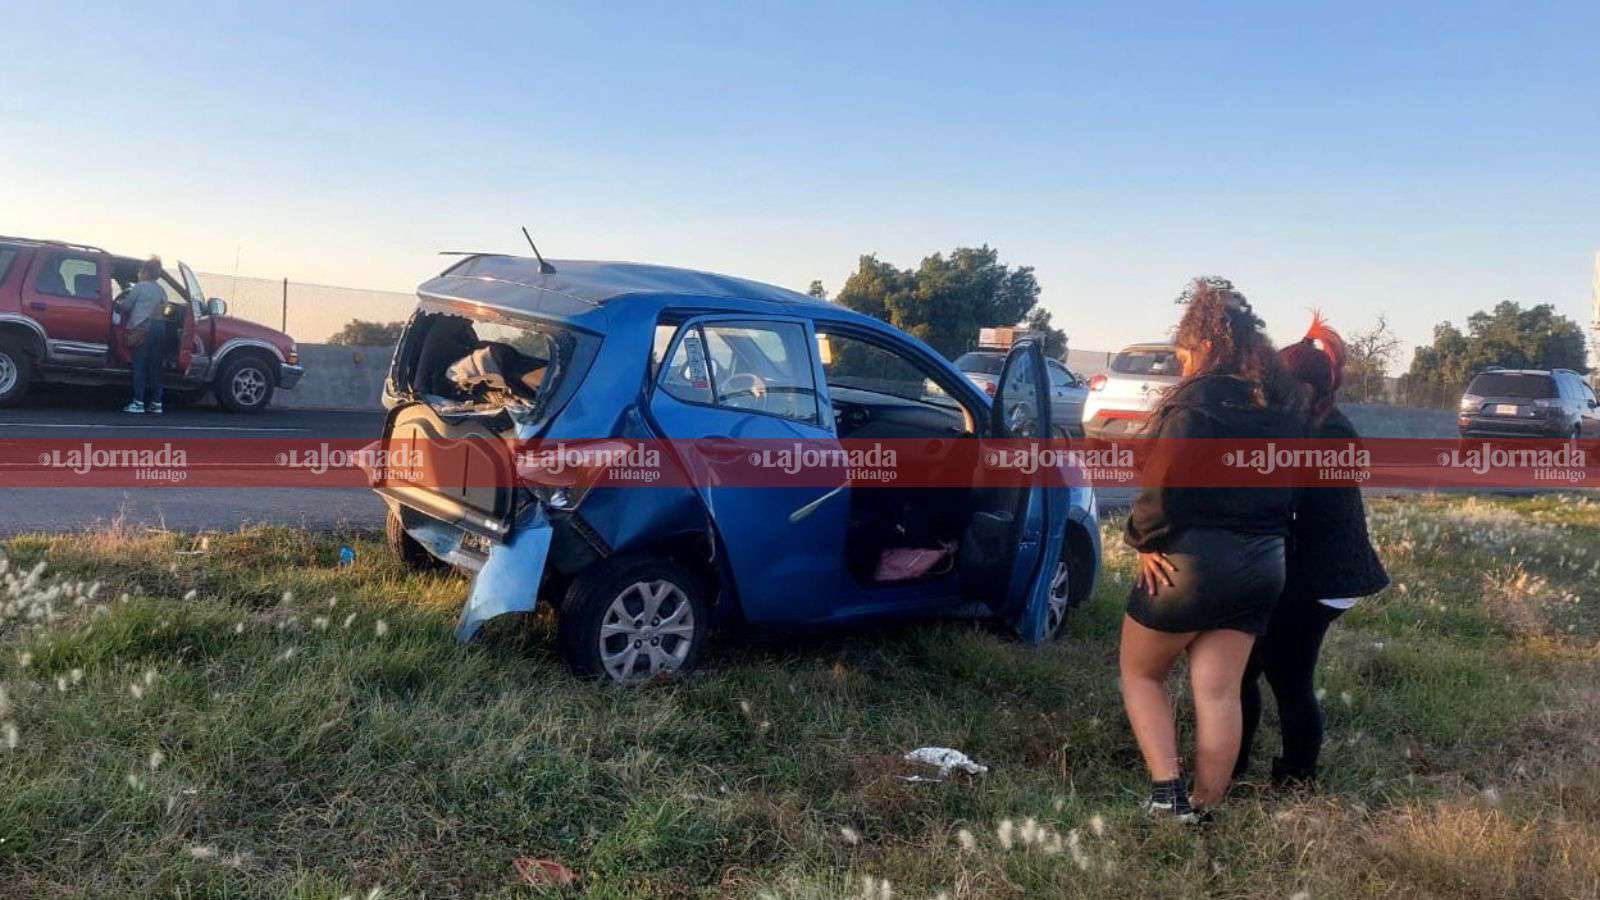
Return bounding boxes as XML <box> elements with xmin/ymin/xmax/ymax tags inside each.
<box><xmin>517</xmin><ymin>440</ymin><xmax>636</xmax><ymax>511</ymax></box>
<box><xmin>982</xmin><ymin>379</ymin><xmax>997</xmax><ymax>397</ymax></box>
<box><xmin>1533</xmin><ymin>398</ymin><xmax>1561</xmax><ymax>409</ymax></box>
<box><xmin>1088</xmin><ymin>374</ymin><xmax>1107</xmax><ymax>392</ymax></box>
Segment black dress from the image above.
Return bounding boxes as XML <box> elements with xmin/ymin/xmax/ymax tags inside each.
<box><xmin>1124</xmin><ymin>375</ymin><xmax>1304</xmax><ymax>635</ymax></box>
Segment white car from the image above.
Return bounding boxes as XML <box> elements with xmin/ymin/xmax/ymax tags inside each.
<box><xmin>1081</xmin><ymin>342</ymin><xmax>1180</xmax><ymax>439</ymax></box>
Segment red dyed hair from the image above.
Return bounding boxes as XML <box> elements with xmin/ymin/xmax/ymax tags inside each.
<box><xmin>1279</xmin><ymin>311</ymin><xmax>1347</xmax><ymax>422</ymax></box>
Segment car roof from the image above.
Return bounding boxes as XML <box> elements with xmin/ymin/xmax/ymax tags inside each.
<box><xmin>1476</xmin><ymin>368</ymin><xmax>1568</xmax><ymax>377</ymax></box>
<box><xmin>425</xmin><ymin>255</ymin><xmax>828</xmax><ymax>310</ymax></box>
<box><xmin>1118</xmin><ymin>342</ymin><xmax>1176</xmax><ymax>353</ymax></box>
<box><xmin>0</xmin><ymin>234</ymin><xmax>105</xmax><ymax>255</ymax></box>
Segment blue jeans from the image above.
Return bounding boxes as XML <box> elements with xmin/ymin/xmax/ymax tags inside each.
<box><xmin>131</xmin><ymin>319</ymin><xmax>168</xmax><ymax>405</ymax></box>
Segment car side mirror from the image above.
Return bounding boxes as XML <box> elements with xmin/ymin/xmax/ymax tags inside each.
<box><xmin>206</xmin><ymin>297</ymin><xmax>228</xmax><ymax>317</ymax></box>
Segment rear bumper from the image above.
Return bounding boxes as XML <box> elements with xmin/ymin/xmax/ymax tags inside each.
<box><xmin>1458</xmin><ymin>414</ymin><xmax>1568</xmax><ymax>438</ymax></box>
<box><xmin>1083</xmin><ymin>413</ymin><xmax>1149</xmax><ymax>441</ymax></box>
<box><xmin>277</xmin><ymin>363</ymin><xmax>305</xmax><ymax>389</ymax></box>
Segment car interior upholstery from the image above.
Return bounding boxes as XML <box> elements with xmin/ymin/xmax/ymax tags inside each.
<box><xmin>405</xmin><ymin>312</ymin><xmax>555</xmax><ymax>415</ymax></box>
<box><xmin>815</xmin><ymin>331</ymin><xmax>981</xmax><ymax>586</ymax></box>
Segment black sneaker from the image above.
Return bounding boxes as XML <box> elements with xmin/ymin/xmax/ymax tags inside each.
<box><xmin>1143</xmin><ymin>778</ymin><xmax>1201</xmax><ymax>823</ymax></box>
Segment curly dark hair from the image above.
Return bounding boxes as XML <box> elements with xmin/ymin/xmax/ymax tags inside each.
<box><xmin>1160</xmin><ymin>277</ymin><xmax>1303</xmax><ymax>415</ymax></box>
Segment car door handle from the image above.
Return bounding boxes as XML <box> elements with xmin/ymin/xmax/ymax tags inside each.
<box><xmin>789</xmin><ymin>483</ymin><xmax>847</xmax><ymax>524</ymax></box>
<box><xmin>28</xmin><ymin>302</ymin><xmax>48</xmax><ymax>311</ymax></box>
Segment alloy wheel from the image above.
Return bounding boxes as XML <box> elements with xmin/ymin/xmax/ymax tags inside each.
<box><xmin>1046</xmin><ymin>557</ymin><xmax>1072</xmax><ymax>637</ymax></box>
<box><xmin>231</xmin><ymin>367</ymin><xmax>268</xmax><ymax>407</ymax></box>
<box><xmin>0</xmin><ymin>351</ymin><xmax>16</xmax><ymax>396</ymax></box>
<box><xmin>599</xmin><ymin>579</ymin><xmax>696</xmax><ymax>683</ymax></box>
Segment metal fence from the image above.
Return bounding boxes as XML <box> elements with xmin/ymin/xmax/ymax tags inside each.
<box><xmin>194</xmin><ymin>272</ymin><xmax>416</xmax><ymax>343</ymax></box>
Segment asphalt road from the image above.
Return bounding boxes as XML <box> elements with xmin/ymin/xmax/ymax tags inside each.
<box><xmin>0</xmin><ymin>392</ymin><xmax>388</xmax><ymax>535</ymax></box>
<box><xmin>1</xmin><ymin>393</ymin><xmax>1145</xmax><ymax>534</ymax></box>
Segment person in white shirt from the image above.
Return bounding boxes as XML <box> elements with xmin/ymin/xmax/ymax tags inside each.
<box><xmin>116</xmin><ymin>257</ymin><xmax>168</xmax><ymax>414</ymax></box>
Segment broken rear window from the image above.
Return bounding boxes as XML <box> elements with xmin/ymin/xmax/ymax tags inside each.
<box><xmin>394</xmin><ymin>308</ymin><xmax>592</xmax><ymax>427</ymax></box>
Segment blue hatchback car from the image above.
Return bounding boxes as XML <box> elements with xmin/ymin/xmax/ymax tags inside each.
<box><xmin>374</xmin><ymin>255</ymin><xmax>1100</xmax><ymax>682</ymax></box>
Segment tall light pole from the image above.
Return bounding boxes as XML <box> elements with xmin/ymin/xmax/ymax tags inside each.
<box><xmin>1592</xmin><ymin>251</ymin><xmax>1600</xmax><ymax>379</ymax></box>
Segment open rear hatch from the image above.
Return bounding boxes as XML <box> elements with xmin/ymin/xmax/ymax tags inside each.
<box><xmin>373</xmin><ymin>301</ymin><xmax>600</xmax><ymax>545</ymax></box>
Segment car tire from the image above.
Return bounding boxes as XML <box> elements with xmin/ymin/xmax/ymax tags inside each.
<box><xmin>215</xmin><ymin>354</ymin><xmax>275</xmax><ymax>413</ymax></box>
<box><xmin>558</xmin><ymin>554</ymin><xmax>711</xmax><ymax>684</ymax></box>
<box><xmin>386</xmin><ymin>509</ymin><xmax>450</xmax><ymax>573</ymax></box>
<box><xmin>0</xmin><ymin>336</ymin><xmax>35</xmax><ymax>408</ymax></box>
<box><xmin>1044</xmin><ymin>555</ymin><xmax>1075</xmax><ymax>640</ymax></box>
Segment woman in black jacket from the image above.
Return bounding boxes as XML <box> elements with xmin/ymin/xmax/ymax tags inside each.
<box><xmin>1121</xmin><ymin>278</ymin><xmax>1306</xmax><ymax>822</ymax></box>
<box><xmin>1236</xmin><ymin>316</ymin><xmax>1388</xmax><ymax>786</ymax></box>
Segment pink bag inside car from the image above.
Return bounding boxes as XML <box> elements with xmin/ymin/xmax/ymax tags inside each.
<box><xmin>875</xmin><ymin>541</ymin><xmax>957</xmax><ymax>583</ymax></box>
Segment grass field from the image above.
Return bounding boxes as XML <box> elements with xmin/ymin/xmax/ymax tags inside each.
<box><xmin>2</xmin><ymin>494</ymin><xmax>1598</xmax><ymax>898</ymax></box>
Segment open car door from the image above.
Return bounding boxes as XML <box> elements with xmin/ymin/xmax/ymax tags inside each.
<box><xmin>959</xmin><ymin>339</ymin><xmax>1061</xmax><ymax>641</ymax></box>
<box><xmin>173</xmin><ymin>263</ymin><xmax>206</xmax><ymax>373</ymax></box>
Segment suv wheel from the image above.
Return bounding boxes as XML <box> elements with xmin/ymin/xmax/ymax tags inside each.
<box><xmin>216</xmin><ymin>354</ymin><xmax>275</xmax><ymax>413</ymax></box>
<box><xmin>558</xmin><ymin>555</ymin><xmax>710</xmax><ymax>684</ymax></box>
<box><xmin>0</xmin><ymin>337</ymin><xmax>33</xmax><ymax>407</ymax></box>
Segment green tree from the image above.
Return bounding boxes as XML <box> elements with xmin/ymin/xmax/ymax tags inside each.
<box><xmin>834</xmin><ymin>246</ymin><xmax>1041</xmax><ymax>359</ymax></box>
<box><xmin>328</xmin><ymin>319</ymin><xmax>406</xmax><ymax>346</ymax></box>
<box><xmin>806</xmin><ymin>280</ymin><xmax>828</xmax><ymax>300</ymax></box>
<box><xmin>1022</xmin><ymin>307</ymin><xmax>1068</xmax><ymax>359</ymax></box>
<box><xmin>1399</xmin><ymin>301</ymin><xmax>1589</xmax><ymax>407</ymax></box>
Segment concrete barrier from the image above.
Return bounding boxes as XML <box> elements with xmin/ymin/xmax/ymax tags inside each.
<box><xmin>275</xmin><ymin>344</ymin><xmax>393</xmax><ymax>411</ymax></box>
<box><xmin>272</xmin><ymin>346</ymin><xmax>1465</xmax><ymax>441</ymax></box>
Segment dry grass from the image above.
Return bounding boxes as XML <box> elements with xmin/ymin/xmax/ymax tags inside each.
<box><xmin>1</xmin><ymin>493</ymin><xmax>1598</xmax><ymax>897</ymax></box>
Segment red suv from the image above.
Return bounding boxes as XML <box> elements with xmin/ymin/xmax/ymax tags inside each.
<box><xmin>0</xmin><ymin>236</ymin><xmax>302</xmax><ymax>412</ymax></box>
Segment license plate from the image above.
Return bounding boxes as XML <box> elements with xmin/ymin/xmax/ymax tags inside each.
<box><xmin>1494</xmin><ymin>404</ymin><xmax>1519</xmax><ymax>415</ymax></box>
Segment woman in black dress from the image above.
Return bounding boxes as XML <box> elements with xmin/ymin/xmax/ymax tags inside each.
<box><xmin>1120</xmin><ymin>278</ymin><xmax>1305</xmax><ymax>821</ymax></box>
<box><xmin>1236</xmin><ymin>315</ymin><xmax>1389</xmax><ymax>786</ymax></box>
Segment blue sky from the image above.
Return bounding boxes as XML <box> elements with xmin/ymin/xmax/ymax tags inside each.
<box><xmin>3</xmin><ymin>1</ymin><xmax>1597</xmax><ymax>356</ymax></box>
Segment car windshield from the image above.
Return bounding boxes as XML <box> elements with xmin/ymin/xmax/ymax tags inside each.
<box><xmin>954</xmin><ymin>352</ymin><xmax>1005</xmax><ymax>375</ymax></box>
<box><xmin>1111</xmin><ymin>348</ymin><xmax>1178</xmax><ymax>376</ymax></box>
<box><xmin>1467</xmin><ymin>373</ymin><xmax>1556</xmax><ymax>399</ymax></box>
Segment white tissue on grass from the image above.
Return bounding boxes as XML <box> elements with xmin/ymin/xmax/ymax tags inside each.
<box><xmin>901</xmin><ymin>747</ymin><xmax>988</xmax><ymax>782</ymax></box>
